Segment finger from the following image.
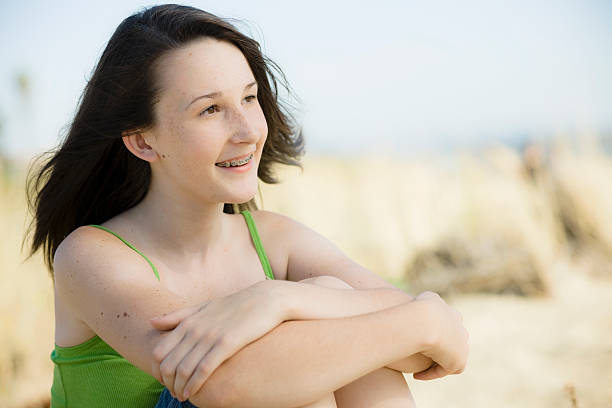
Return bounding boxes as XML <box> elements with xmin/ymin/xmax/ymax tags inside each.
<box><xmin>183</xmin><ymin>338</ymin><xmax>234</xmax><ymax>400</ymax></box>
<box><xmin>413</xmin><ymin>363</ymin><xmax>450</xmax><ymax>381</ymax></box>
<box><xmin>151</xmin><ymin>305</ymin><xmax>200</xmax><ymax>331</ymax></box>
<box><xmin>153</xmin><ymin>326</ymin><xmax>191</xmax><ymax>366</ymax></box>
<box><xmin>152</xmin><ymin>330</ymin><xmax>187</xmax><ymax>388</ymax></box>
<box><xmin>151</xmin><ymin>359</ymin><xmax>162</xmax><ymax>383</ymax></box>
<box><xmin>159</xmin><ymin>331</ymin><xmax>195</xmax><ymax>397</ymax></box>
<box><xmin>173</xmin><ymin>341</ymin><xmax>212</xmax><ymax>401</ymax></box>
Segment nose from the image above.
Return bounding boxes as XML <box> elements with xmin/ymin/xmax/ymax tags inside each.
<box><xmin>228</xmin><ymin>105</ymin><xmax>260</xmax><ymax>144</ymax></box>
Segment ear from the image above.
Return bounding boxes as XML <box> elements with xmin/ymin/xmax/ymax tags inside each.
<box><xmin>121</xmin><ymin>130</ymin><xmax>159</xmax><ymax>162</ymax></box>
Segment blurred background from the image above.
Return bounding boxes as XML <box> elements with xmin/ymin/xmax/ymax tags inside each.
<box><xmin>1</xmin><ymin>1</ymin><xmax>611</xmax><ymax>407</ymax></box>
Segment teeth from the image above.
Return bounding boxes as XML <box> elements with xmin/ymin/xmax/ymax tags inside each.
<box><xmin>216</xmin><ymin>153</ymin><xmax>253</xmax><ymax>167</ymax></box>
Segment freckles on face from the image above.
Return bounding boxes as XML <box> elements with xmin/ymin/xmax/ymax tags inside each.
<box><xmin>152</xmin><ymin>112</ymin><xmax>233</xmax><ymax>197</ymax></box>
<box><xmin>147</xmin><ymin>38</ymin><xmax>267</xmax><ymax>201</ymax></box>
<box><xmin>157</xmin><ymin>119</ymin><xmax>217</xmax><ymax>172</ymax></box>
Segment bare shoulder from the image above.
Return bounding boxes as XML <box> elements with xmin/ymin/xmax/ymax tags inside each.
<box><xmin>246</xmin><ymin>210</ymin><xmax>301</xmax><ymax>281</ymax></box>
<box><xmin>247</xmin><ymin>209</ymin><xmax>333</xmax><ymax>249</ymax></box>
<box><xmin>247</xmin><ymin>209</ymin><xmax>302</xmax><ymax>235</ymax></box>
<box><xmin>52</xmin><ymin>225</ymin><xmax>190</xmax><ymax>374</ymax></box>
<box><xmin>53</xmin><ymin>225</ymin><xmax>160</xmax><ymax>291</ymax></box>
<box><xmin>247</xmin><ymin>209</ymin><xmax>325</xmax><ymax>251</ymax></box>
<box><xmin>247</xmin><ymin>208</ymin><xmax>328</xmax><ymax>240</ymax></box>
<box><xmin>55</xmin><ymin>225</ymin><xmax>127</xmax><ymax>271</ymax></box>
<box><xmin>249</xmin><ymin>210</ymin><xmax>399</xmax><ymax>290</ymax></box>
<box><xmin>246</xmin><ymin>210</ymin><xmax>336</xmax><ymax>280</ymax></box>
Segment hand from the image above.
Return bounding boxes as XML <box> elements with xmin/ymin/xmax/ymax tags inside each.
<box><xmin>412</xmin><ymin>291</ymin><xmax>469</xmax><ymax>381</ymax></box>
<box><xmin>149</xmin><ymin>279</ymin><xmax>285</xmax><ymax>401</ymax></box>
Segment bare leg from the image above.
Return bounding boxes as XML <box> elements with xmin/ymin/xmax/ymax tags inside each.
<box><xmin>334</xmin><ymin>367</ymin><xmax>415</xmax><ymax>408</ymax></box>
<box><xmin>295</xmin><ymin>277</ymin><xmax>414</xmax><ymax>407</ymax></box>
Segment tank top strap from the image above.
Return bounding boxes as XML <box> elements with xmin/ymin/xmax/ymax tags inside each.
<box><xmin>240</xmin><ymin>210</ymin><xmax>275</xmax><ymax>280</ymax></box>
<box><xmin>87</xmin><ymin>225</ymin><xmax>161</xmax><ymax>281</ymax></box>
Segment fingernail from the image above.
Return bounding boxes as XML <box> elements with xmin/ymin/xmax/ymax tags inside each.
<box><xmin>183</xmin><ymin>391</ymin><xmax>190</xmax><ymax>400</ymax></box>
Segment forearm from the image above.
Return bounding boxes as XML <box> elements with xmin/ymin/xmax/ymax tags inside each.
<box><xmin>282</xmin><ymin>280</ymin><xmax>415</xmax><ymax>320</ymax></box>
<box><xmin>280</xmin><ymin>280</ymin><xmax>434</xmax><ymax>374</ymax></box>
<box><xmin>190</xmin><ymin>300</ymin><xmax>433</xmax><ymax>408</ymax></box>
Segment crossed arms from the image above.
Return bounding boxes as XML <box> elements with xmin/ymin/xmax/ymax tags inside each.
<box><xmin>53</xmin><ymin>211</ymin><xmax>435</xmax><ymax>407</ymax></box>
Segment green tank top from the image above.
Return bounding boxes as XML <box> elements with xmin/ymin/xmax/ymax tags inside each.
<box><xmin>50</xmin><ymin>210</ymin><xmax>275</xmax><ymax>407</ymax></box>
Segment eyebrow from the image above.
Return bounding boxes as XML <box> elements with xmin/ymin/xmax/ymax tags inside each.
<box><xmin>185</xmin><ymin>81</ymin><xmax>258</xmax><ymax>110</ymax></box>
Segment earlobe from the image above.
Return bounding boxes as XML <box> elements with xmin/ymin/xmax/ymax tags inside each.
<box><xmin>121</xmin><ymin>130</ymin><xmax>159</xmax><ymax>162</ymax></box>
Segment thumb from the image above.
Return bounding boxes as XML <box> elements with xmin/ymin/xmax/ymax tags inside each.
<box><xmin>413</xmin><ymin>363</ymin><xmax>449</xmax><ymax>381</ymax></box>
<box><xmin>150</xmin><ymin>305</ymin><xmax>199</xmax><ymax>330</ymax></box>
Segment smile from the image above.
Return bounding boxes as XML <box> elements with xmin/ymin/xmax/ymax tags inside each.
<box><xmin>215</xmin><ymin>153</ymin><xmax>254</xmax><ymax>167</ymax></box>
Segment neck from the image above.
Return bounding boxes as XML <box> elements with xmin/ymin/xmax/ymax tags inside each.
<box><xmin>127</xmin><ymin>175</ymin><xmax>232</xmax><ymax>260</ymax></box>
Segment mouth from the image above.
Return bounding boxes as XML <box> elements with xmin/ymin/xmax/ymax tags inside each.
<box><xmin>215</xmin><ymin>153</ymin><xmax>254</xmax><ymax>168</ymax></box>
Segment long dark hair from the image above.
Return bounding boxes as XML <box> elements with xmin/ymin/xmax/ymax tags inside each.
<box><xmin>25</xmin><ymin>4</ymin><xmax>304</xmax><ymax>275</ymax></box>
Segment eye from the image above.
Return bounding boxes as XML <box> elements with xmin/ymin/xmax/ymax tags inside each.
<box><xmin>199</xmin><ymin>105</ymin><xmax>219</xmax><ymax>117</ymax></box>
<box><xmin>245</xmin><ymin>95</ymin><xmax>257</xmax><ymax>103</ymax></box>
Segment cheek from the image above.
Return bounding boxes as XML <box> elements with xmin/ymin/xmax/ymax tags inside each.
<box><xmin>160</xmin><ymin>125</ymin><xmax>219</xmax><ymax>171</ymax></box>
<box><xmin>257</xmin><ymin>111</ymin><xmax>269</xmax><ymax>145</ymax></box>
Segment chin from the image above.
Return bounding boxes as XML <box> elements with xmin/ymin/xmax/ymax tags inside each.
<box><xmin>224</xmin><ymin>186</ymin><xmax>258</xmax><ymax>205</ymax></box>
<box><xmin>214</xmin><ymin>168</ymin><xmax>259</xmax><ymax>204</ymax></box>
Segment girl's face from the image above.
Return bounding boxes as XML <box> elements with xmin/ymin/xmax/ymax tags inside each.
<box><xmin>146</xmin><ymin>37</ymin><xmax>268</xmax><ymax>205</ymax></box>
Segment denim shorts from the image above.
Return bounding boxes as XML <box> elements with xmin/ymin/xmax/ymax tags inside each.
<box><xmin>155</xmin><ymin>388</ymin><xmax>199</xmax><ymax>408</ymax></box>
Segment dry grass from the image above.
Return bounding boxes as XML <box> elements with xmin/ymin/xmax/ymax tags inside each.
<box><xmin>0</xmin><ymin>161</ymin><xmax>54</xmax><ymax>408</ymax></box>
<box><xmin>2</xmin><ymin>137</ymin><xmax>612</xmax><ymax>407</ymax></box>
<box><xmin>408</xmin><ymin>256</ymin><xmax>612</xmax><ymax>407</ymax></box>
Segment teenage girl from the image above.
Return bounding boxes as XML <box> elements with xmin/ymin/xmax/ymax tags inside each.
<box><xmin>26</xmin><ymin>4</ymin><xmax>469</xmax><ymax>407</ymax></box>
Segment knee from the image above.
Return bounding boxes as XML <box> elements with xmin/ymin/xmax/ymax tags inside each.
<box><xmin>298</xmin><ymin>275</ymin><xmax>355</xmax><ymax>290</ymax></box>
<box><xmin>334</xmin><ymin>367</ymin><xmax>416</xmax><ymax>408</ymax></box>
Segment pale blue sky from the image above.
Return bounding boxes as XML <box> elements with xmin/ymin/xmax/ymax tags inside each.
<box><xmin>1</xmin><ymin>0</ymin><xmax>611</xmax><ymax>158</ymax></box>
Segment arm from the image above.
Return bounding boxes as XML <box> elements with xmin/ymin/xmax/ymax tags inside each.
<box><xmin>53</xmin><ymin>227</ymin><xmax>224</xmax><ymax>407</ymax></box>
<box><xmin>57</xmin><ymin>221</ymin><xmax>427</xmax><ymax>407</ymax></box>
<box><xmin>253</xmin><ymin>210</ymin><xmax>434</xmax><ymax>373</ymax></box>
<box><xmin>189</xmin><ymin>299</ymin><xmax>435</xmax><ymax>408</ymax></box>
<box><xmin>276</xmin><ymin>279</ymin><xmax>433</xmax><ymax>374</ymax></box>
<box><xmin>280</xmin><ymin>279</ymin><xmax>415</xmax><ymax>320</ymax></box>
<box><xmin>54</xmin><ymin>224</ymin><xmax>424</xmax><ymax>408</ymax></box>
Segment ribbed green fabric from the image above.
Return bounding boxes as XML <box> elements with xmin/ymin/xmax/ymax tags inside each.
<box><xmin>50</xmin><ymin>335</ymin><xmax>164</xmax><ymax>407</ymax></box>
<box><xmin>50</xmin><ymin>212</ymin><xmax>275</xmax><ymax>406</ymax></box>
<box><xmin>240</xmin><ymin>210</ymin><xmax>275</xmax><ymax>280</ymax></box>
